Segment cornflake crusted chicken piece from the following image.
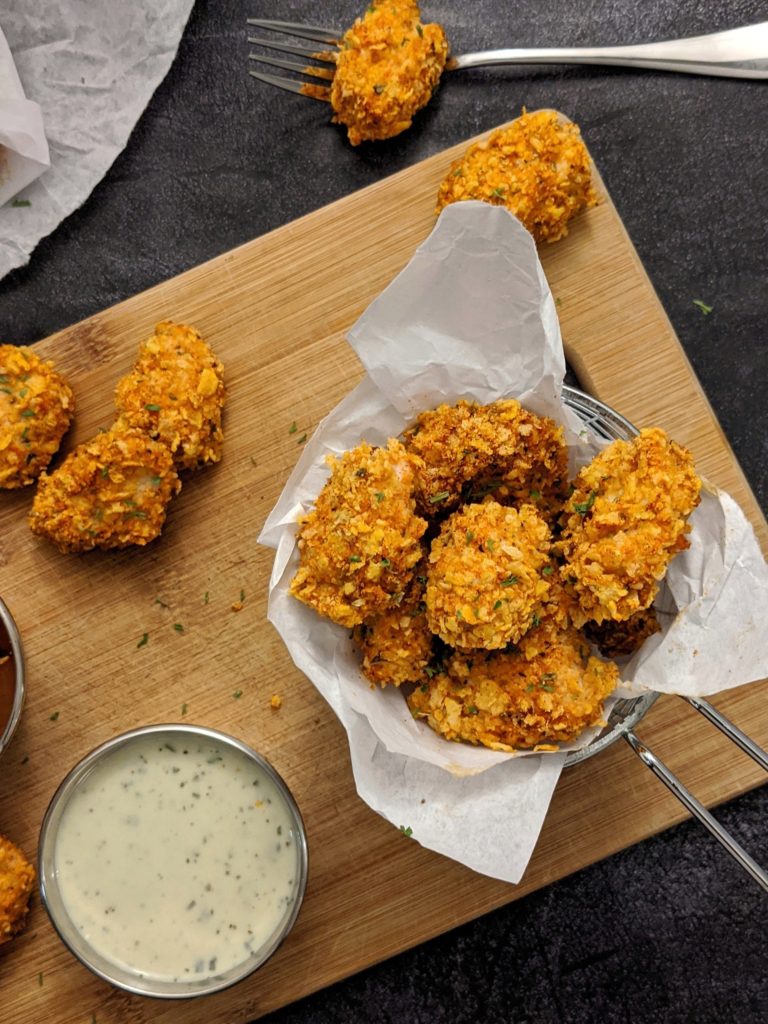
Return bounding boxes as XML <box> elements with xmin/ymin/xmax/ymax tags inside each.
<box><xmin>403</xmin><ymin>397</ymin><xmax>568</xmax><ymax>522</ymax></box>
<box><xmin>407</xmin><ymin>621</ymin><xmax>618</xmax><ymax>751</ymax></box>
<box><xmin>354</xmin><ymin>561</ymin><xmax>433</xmax><ymax>687</ymax></box>
<box><xmin>557</xmin><ymin>427</ymin><xmax>701</xmax><ymax>625</ymax></box>
<box><xmin>0</xmin><ymin>834</ymin><xmax>36</xmax><ymax>946</ymax></box>
<box><xmin>583</xmin><ymin>606</ymin><xmax>662</xmax><ymax>658</ymax></box>
<box><xmin>0</xmin><ymin>345</ymin><xmax>74</xmax><ymax>489</ymax></box>
<box><xmin>28</xmin><ymin>425</ymin><xmax>181</xmax><ymax>553</ymax></box>
<box><xmin>290</xmin><ymin>439</ymin><xmax>428</xmax><ymax>628</ymax></box>
<box><xmin>330</xmin><ymin>0</ymin><xmax>449</xmax><ymax>145</ymax></box>
<box><xmin>114</xmin><ymin>321</ymin><xmax>225</xmax><ymax>472</ymax></box>
<box><xmin>435</xmin><ymin>109</ymin><xmax>598</xmax><ymax>243</ymax></box>
<box><xmin>426</xmin><ymin>501</ymin><xmax>552</xmax><ymax>650</ymax></box>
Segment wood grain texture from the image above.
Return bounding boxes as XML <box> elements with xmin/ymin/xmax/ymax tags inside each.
<box><xmin>1</xmin><ymin>117</ymin><xmax>765</xmax><ymax>1024</ymax></box>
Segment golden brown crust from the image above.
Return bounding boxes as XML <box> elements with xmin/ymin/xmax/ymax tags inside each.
<box><xmin>355</xmin><ymin>562</ymin><xmax>433</xmax><ymax>686</ymax></box>
<box><xmin>330</xmin><ymin>0</ymin><xmax>449</xmax><ymax>145</ymax></box>
<box><xmin>290</xmin><ymin>439</ymin><xmax>428</xmax><ymax>628</ymax></box>
<box><xmin>435</xmin><ymin>110</ymin><xmax>598</xmax><ymax>243</ymax></box>
<box><xmin>556</xmin><ymin>427</ymin><xmax>701</xmax><ymax>625</ymax></box>
<box><xmin>114</xmin><ymin>321</ymin><xmax>225</xmax><ymax>472</ymax></box>
<box><xmin>28</xmin><ymin>424</ymin><xmax>181</xmax><ymax>553</ymax></box>
<box><xmin>425</xmin><ymin>501</ymin><xmax>552</xmax><ymax>650</ymax></box>
<box><xmin>407</xmin><ymin>621</ymin><xmax>618</xmax><ymax>750</ymax></box>
<box><xmin>403</xmin><ymin>398</ymin><xmax>568</xmax><ymax>522</ymax></box>
<box><xmin>0</xmin><ymin>345</ymin><xmax>75</xmax><ymax>489</ymax></box>
<box><xmin>0</xmin><ymin>834</ymin><xmax>35</xmax><ymax>946</ymax></box>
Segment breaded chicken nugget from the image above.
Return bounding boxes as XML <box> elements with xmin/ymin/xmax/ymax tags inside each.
<box><xmin>557</xmin><ymin>427</ymin><xmax>701</xmax><ymax>625</ymax></box>
<box><xmin>114</xmin><ymin>321</ymin><xmax>225</xmax><ymax>472</ymax></box>
<box><xmin>426</xmin><ymin>501</ymin><xmax>552</xmax><ymax>650</ymax></box>
<box><xmin>330</xmin><ymin>0</ymin><xmax>449</xmax><ymax>145</ymax></box>
<box><xmin>402</xmin><ymin>400</ymin><xmax>498</xmax><ymax>515</ymax></box>
<box><xmin>468</xmin><ymin>400</ymin><xmax>569</xmax><ymax>524</ymax></box>
<box><xmin>0</xmin><ymin>345</ymin><xmax>74</xmax><ymax>489</ymax></box>
<box><xmin>0</xmin><ymin>834</ymin><xmax>35</xmax><ymax>946</ymax></box>
<box><xmin>583</xmin><ymin>606</ymin><xmax>661</xmax><ymax>658</ymax></box>
<box><xmin>355</xmin><ymin>561</ymin><xmax>433</xmax><ymax>687</ymax></box>
<box><xmin>407</xmin><ymin>622</ymin><xmax>618</xmax><ymax>751</ymax></box>
<box><xmin>291</xmin><ymin>439</ymin><xmax>428</xmax><ymax>628</ymax></box>
<box><xmin>436</xmin><ymin>110</ymin><xmax>598</xmax><ymax>244</ymax></box>
<box><xmin>28</xmin><ymin>425</ymin><xmax>181</xmax><ymax>553</ymax></box>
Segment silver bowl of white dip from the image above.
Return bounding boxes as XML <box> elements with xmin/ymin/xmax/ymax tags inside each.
<box><xmin>0</xmin><ymin>597</ymin><xmax>25</xmax><ymax>759</ymax></box>
<box><xmin>38</xmin><ymin>724</ymin><xmax>308</xmax><ymax>998</ymax></box>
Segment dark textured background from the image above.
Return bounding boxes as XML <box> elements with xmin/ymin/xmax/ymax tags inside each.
<box><xmin>2</xmin><ymin>1</ymin><xmax>767</xmax><ymax>1020</ymax></box>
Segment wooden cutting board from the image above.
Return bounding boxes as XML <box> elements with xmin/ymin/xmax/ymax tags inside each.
<box><xmin>1</xmin><ymin>116</ymin><xmax>766</xmax><ymax>1024</ymax></box>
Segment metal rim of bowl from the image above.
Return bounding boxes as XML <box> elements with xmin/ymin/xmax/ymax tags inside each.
<box><xmin>0</xmin><ymin>596</ymin><xmax>25</xmax><ymax>757</ymax></box>
<box><xmin>38</xmin><ymin>722</ymin><xmax>309</xmax><ymax>999</ymax></box>
<box><xmin>560</xmin><ymin>385</ymin><xmax>659</xmax><ymax>768</ymax></box>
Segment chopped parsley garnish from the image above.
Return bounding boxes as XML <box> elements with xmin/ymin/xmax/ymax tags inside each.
<box><xmin>467</xmin><ymin>705</ymin><xmax>479</xmax><ymax>715</ymax></box>
<box><xmin>38</xmin><ymin>971</ymin><xmax>43</xmax><ymax>986</ymax></box>
<box><xmin>493</xmin><ymin>600</ymin><xmax>503</xmax><ymax>610</ymax></box>
<box><xmin>239</xmin><ymin>588</ymin><xmax>245</xmax><ymax>602</ymax></box>
<box><xmin>466</xmin><ymin>529</ymin><xmax>474</xmax><ymax>543</ymax></box>
<box><xmin>49</xmin><ymin>711</ymin><xmax>60</xmax><ymax>722</ymax></box>
<box><xmin>373</xmin><ymin>84</ymin><xmax>386</xmax><ymax>94</ymax></box>
<box><xmin>349</xmin><ymin>555</ymin><xmax>362</xmax><ymax>563</ymax></box>
<box><xmin>203</xmin><ymin>591</ymin><xmax>210</xmax><ymax>604</ymax></box>
<box><xmin>429</xmin><ymin>490</ymin><xmax>450</xmax><ymax>504</ymax></box>
<box><xmin>297</xmin><ymin>433</ymin><xmax>307</xmax><ymax>444</ymax></box>
<box><xmin>173</xmin><ymin>623</ymin><xmax>184</xmax><ymax>633</ymax></box>
<box><xmin>137</xmin><ymin>632</ymin><xmax>149</xmax><ymax>648</ymax></box>
<box><xmin>542</xmin><ymin>566</ymin><xmax>554</xmax><ymax>576</ymax></box>
<box><xmin>100</xmin><ymin>466</ymin><xmax>110</xmax><ymax>479</ymax></box>
<box><xmin>416</xmin><ymin>575</ymin><xmax>428</xmax><ymax>584</ymax></box>
<box><xmin>155</xmin><ymin>597</ymin><xmax>169</xmax><ymax>608</ymax></box>
<box><xmin>12</xmin><ymin>198</ymin><xmax>31</xmax><ymax>207</ymax></box>
<box><xmin>490</xmin><ymin>187</ymin><xmax>506</xmax><ymax>198</ymax></box>
<box><xmin>144</xmin><ymin>403</ymin><xmax>161</xmax><ymax>412</ymax></box>
<box><xmin>288</xmin><ymin>421</ymin><xmax>297</xmax><ymax>434</ymax></box>
<box><xmin>20</xmin><ymin>427</ymin><xmax>29</xmax><ymax>443</ymax></box>
<box><xmin>20</xmin><ymin>409</ymin><xmax>35</xmax><ymax>418</ymax></box>
<box><xmin>693</xmin><ymin>299</ymin><xmax>713</xmax><ymax>315</ymax></box>
<box><xmin>500</xmin><ymin>575</ymin><xmax>518</xmax><ymax>586</ymax></box>
<box><xmin>455</xmin><ymin>609</ymin><xmax>463</xmax><ymax>619</ymax></box>
<box><xmin>486</xmin><ymin>539</ymin><xmax>495</xmax><ymax>552</ymax></box>
<box><xmin>233</xmin><ymin>690</ymin><xmax>243</xmax><ymax>699</ymax></box>
<box><xmin>540</xmin><ymin>684</ymin><xmax>555</xmax><ymax>693</ymax></box>
<box><xmin>399</xmin><ymin>825</ymin><xmax>413</xmax><ymax>837</ymax></box>
<box><xmin>379</xmin><ymin>557</ymin><xmax>391</xmax><ymax>567</ymax></box>
<box><xmin>416</xmin><ymin>23</ymin><xmax>423</xmax><ymax>36</ymax></box>
<box><xmin>150</xmin><ymin>475</ymin><xmax>162</xmax><ymax>486</ymax></box>
<box><xmin>355</xmin><ymin>467</ymin><xmax>368</xmax><ymax>477</ymax></box>
<box><xmin>181</xmin><ymin>702</ymin><xmax>188</xmax><ymax>716</ymax></box>
<box><xmin>573</xmin><ymin>492</ymin><xmax>596</xmax><ymax>515</ymax></box>
<box><xmin>375</xmin><ymin>491</ymin><xmax>385</xmax><ymax>502</ymax></box>
<box><xmin>530</xmin><ymin>489</ymin><xmax>541</xmax><ymax>500</ymax></box>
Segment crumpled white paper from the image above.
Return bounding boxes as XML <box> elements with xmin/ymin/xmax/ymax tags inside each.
<box><xmin>0</xmin><ymin>26</ymin><xmax>49</xmax><ymax>207</ymax></box>
<box><xmin>0</xmin><ymin>1</ymin><xmax>194</xmax><ymax>277</ymax></box>
<box><xmin>259</xmin><ymin>201</ymin><xmax>768</xmax><ymax>883</ymax></box>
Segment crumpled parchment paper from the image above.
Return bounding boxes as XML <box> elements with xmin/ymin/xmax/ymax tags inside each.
<box><xmin>0</xmin><ymin>1</ymin><xmax>194</xmax><ymax>278</ymax></box>
<box><xmin>0</xmin><ymin>26</ymin><xmax>49</xmax><ymax>208</ymax></box>
<box><xmin>259</xmin><ymin>201</ymin><xmax>768</xmax><ymax>883</ymax></box>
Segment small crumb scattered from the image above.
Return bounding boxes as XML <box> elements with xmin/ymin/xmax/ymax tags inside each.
<box><xmin>270</xmin><ymin>694</ymin><xmax>282</xmax><ymax>710</ymax></box>
<box><xmin>231</xmin><ymin>601</ymin><xmax>244</xmax><ymax>612</ymax></box>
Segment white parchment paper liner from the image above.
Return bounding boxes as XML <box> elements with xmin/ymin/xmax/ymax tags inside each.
<box><xmin>0</xmin><ymin>1</ymin><xmax>194</xmax><ymax>277</ymax></box>
<box><xmin>260</xmin><ymin>202</ymin><xmax>768</xmax><ymax>883</ymax></box>
<box><xmin>0</xmin><ymin>26</ymin><xmax>49</xmax><ymax>208</ymax></box>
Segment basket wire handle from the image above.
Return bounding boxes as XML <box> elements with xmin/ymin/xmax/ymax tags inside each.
<box><xmin>624</xmin><ymin>729</ymin><xmax>768</xmax><ymax>893</ymax></box>
<box><xmin>682</xmin><ymin>696</ymin><xmax>768</xmax><ymax>772</ymax></box>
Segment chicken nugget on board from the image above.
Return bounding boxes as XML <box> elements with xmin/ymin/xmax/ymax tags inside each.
<box><xmin>425</xmin><ymin>501</ymin><xmax>552</xmax><ymax>650</ymax></box>
<box><xmin>28</xmin><ymin>425</ymin><xmax>181</xmax><ymax>553</ymax></box>
<box><xmin>408</xmin><ymin>621</ymin><xmax>618</xmax><ymax>751</ymax></box>
<box><xmin>0</xmin><ymin>834</ymin><xmax>35</xmax><ymax>946</ymax></box>
<box><xmin>557</xmin><ymin>427</ymin><xmax>701</xmax><ymax>625</ymax></box>
<box><xmin>0</xmin><ymin>345</ymin><xmax>74</xmax><ymax>489</ymax></box>
<box><xmin>330</xmin><ymin>0</ymin><xmax>449</xmax><ymax>146</ymax></box>
<box><xmin>114</xmin><ymin>321</ymin><xmax>225</xmax><ymax>472</ymax></box>
<box><xmin>291</xmin><ymin>439</ymin><xmax>428</xmax><ymax>629</ymax></box>
<box><xmin>436</xmin><ymin>109</ymin><xmax>598</xmax><ymax>244</ymax></box>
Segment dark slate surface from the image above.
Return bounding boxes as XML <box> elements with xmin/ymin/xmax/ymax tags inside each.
<box><xmin>1</xmin><ymin>1</ymin><xmax>766</xmax><ymax>1021</ymax></box>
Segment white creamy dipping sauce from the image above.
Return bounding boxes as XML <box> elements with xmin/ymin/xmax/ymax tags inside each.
<box><xmin>53</xmin><ymin>734</ymin><xmax>301</xmax><ymax>984</ymax></box>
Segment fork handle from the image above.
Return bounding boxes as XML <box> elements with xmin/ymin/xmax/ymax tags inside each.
<box><xmin>450</xmin><ymin>22</ymin><xmax>768</xmax><ymax>79</ymax></box>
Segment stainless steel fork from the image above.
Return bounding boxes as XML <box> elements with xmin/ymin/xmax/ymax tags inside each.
<box><xmin>247</xmin><ymin>18</ymin><xmax>768</xmax><ymax>98</ymax></box>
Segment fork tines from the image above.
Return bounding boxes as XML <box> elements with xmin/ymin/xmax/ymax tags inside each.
<box><xmin>247</xmin><ymin>18</ymin><xmax>341</xmax><ymax>100</ymax></box>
